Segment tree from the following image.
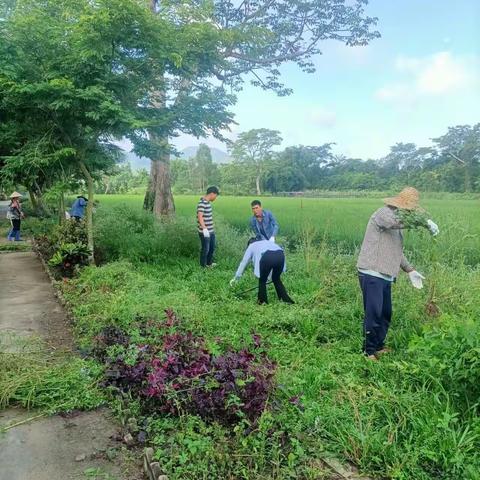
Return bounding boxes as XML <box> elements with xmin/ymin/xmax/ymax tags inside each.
<box><xmin>433</xmin><ymin>124</ymin><xmax>480</xmax><ymax>193</ymax></box>
<box><xmin>0</xmin><ymin>0</ymin><xmax>181</xmax><ymax>256</ymax></box>
<box><xmin>143</xmin><ymin>0</ymin><xmax>380</xmax><ymax>215</ymax></box>
<box><xmin>230</xmin><ymin>129</ymin><xmax>282</xmax><ymax>195</ymax></box>
<box><xmin>192</xmin><ymin>144</ymin><xmax>218</xmax><ymax>192</ymax></box>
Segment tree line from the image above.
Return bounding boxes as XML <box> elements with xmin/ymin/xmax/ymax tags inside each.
<box><xmin>169</xmin><ymin>124</ymin><xmax>480</xmax><ymax>195</ymax></box>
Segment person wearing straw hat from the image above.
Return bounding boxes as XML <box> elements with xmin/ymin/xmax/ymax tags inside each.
<box><xmin>356</xmin><ymin>187</ymin><xmax>439</xmax><ymax>360</ymax></box>
<box><xmin>6</xmin><ymin>192</ymin><xmax>25</xmax><ymax>241</ymax></box>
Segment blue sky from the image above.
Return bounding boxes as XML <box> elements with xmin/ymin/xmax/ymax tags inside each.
<box><xmin>174</xmin><ymin>0</ymin><xmax>480</xmax><ymax>159</ymax></box>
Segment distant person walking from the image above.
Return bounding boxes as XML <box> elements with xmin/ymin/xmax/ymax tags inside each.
<box><xmin>356</xmin><ymin>187</ymin><xmax>439</xmax><ymax>360</ymax></box>
<box><xmin>250</xmin><ymin>200</ymin><xmax>279</xmax><ymax>242</ymax></box>
<box><xmin>230</xmin><ymin>238</ymin><xmax>294</xmax><ymax>305</ymax></box>
<box><xmin>197</xmin><ymin>186</ymin><xmax>219</xmax><ymax>268</ymax></box>
<box><xmin>6</xmin><ymin>192</ymin><xmax>25</xmax><ymax>241</ymax></box>
<box><xmin>70</xmin><ymin>195</ymin><xmax>88</xmax><ymax>221</ymax></box>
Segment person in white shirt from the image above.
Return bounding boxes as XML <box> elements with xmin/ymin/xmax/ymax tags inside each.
<box><xmin>230</xmin><ymin>238</ymin><xmax>294</xmax><ymax>305</ymax></box>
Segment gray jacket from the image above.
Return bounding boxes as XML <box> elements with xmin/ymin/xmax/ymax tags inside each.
<box><xmin>356</xmin><ymin>206</ymin><xmax>412</xmax><ymax>278</ymax></box>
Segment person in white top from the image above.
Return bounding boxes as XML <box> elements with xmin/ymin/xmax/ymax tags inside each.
<box><xmin>230</xmin><ymin>238</ymin><xmax>294</xmax><ymax>305</ymax></box>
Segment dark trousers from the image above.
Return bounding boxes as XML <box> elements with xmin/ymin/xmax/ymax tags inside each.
<box><xmin>8</xmin><ymin>219</ymin><xmax>21</xmax><ymax>240</ymax></box>
<box><xmin>199</xmin><ymin>232</ymin><xmax>215</xmax><ymax>267</ymax></box>
<box><xmin>358</xmin><ymin>273</ymin><xmax>392</xmax><ymax>355</ymax></box>
<box><xmin>258</xmin><ymin>250</ymin><xmax>294</xmax><ymax>304</ymax></box>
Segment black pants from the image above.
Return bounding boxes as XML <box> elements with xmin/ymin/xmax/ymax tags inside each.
<box><xmin>199</xmin><ymin>232</ymin><xmax>215</xmax><ymax>267</ymax></box>
<box><xmin>358</xmin><ymin>273</ymin><xmax>392</xmax><ymax>355</ymax></box>
<box><xmin>258</xmin><ymin>250</ymin><xmax>294</xmax><ymax>304</ymax></box>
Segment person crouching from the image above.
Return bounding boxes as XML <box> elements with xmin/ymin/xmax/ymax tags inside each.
<box><xmin>230</xmin><ymin>238</ymin><xmax>294</xmax><ymax>305</ymax></box>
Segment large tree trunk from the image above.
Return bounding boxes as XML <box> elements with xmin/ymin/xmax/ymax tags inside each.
<box><xmin>79</xmin><ymin>161</ymin><xmax>95</xmax><ymax>265</ymax></box>
<box><xmin>144</xmin><ymin>1</ymin><xmax>175</xmax><ymax>217</ymax></box>
<box><xmin>255</xmin><ymin>175</ymin><xmax>262</xmax><ymax>196</ymax></box>
<box><xmin>144</xmin><ymin>150</ymin><xmax>175</xmax><ymax>216</ymax></box>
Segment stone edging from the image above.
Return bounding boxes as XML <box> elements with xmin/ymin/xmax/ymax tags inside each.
<box><xmin>143</xmin><ymin>448</ymin><xmax>168</xmax><ymax>480</ymax></box>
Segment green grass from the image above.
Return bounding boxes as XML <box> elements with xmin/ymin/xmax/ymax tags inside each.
<box><xmin>56</xmin><ymin>194</ymin><xmax>480</xmax><ymax>479</ymax></box>
<box><xmin>3</xmin><ymin>194</ymin><xmax>479</xmax><ymax>479</ymax></box>
<box><xmin>95</xmin><ymin>194</ymin><xmax>480</xmax><ymax>265</ymax></box>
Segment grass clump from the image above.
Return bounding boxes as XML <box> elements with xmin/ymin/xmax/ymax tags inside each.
<box><xmin>0</xmin><ymin>335</ymin><xmax>105</xmax><ymax>413</ymax></box>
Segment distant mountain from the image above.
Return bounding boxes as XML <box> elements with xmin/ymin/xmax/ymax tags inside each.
<box><xmin>179</xmin><ymin>146</ymin><xmax>231</xmax><ymax>164</ymax></box>
<box><xmin>122</xmin><ymin>145</ymin><xmax>231</xmax><ymax>171</ymax></box>
<box><xmin>122</xmin><ymin>151</ymin><xmax>150</xmax><ymax>171</ymax></box>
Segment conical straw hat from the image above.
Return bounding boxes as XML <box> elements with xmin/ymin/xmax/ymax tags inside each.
<box><xmin>9</xmin><ymin>191</ymin><xmax>23</xmax><ymax>198</ymax></box>
<box><xmin>383</xmin><ymin>187</ymin><xmax>420</xmax><ymax>210</ymax></box>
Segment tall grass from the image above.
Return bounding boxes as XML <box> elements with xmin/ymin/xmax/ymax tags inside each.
<box><xmin>95</xmin><ymin>194</ymin><xmax>480</xmax><ymax>265</ymax></box>
<box><xmin>55</xmin><ymin>196</ymin><xmax>480</xmax><ymax>479</ymax></box>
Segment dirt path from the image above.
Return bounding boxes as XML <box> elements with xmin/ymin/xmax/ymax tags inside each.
<box><xmin>0</xmin><ymin>251</ymin><xmax>141</xmax><ymax>480</ymax></box>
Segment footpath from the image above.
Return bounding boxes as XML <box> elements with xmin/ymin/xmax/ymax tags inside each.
<box><xmin>0</xmin><ymin>249</ymin><xmax>140</xmax><ymax>480</ymax></box>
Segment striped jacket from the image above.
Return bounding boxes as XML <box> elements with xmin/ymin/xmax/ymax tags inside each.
<box><xmin>356</xmin><ymin>206</ymin><xmax>412</xmax><ymax>278</ymax></box>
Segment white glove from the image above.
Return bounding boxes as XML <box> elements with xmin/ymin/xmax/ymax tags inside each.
<box><xmin>202</xmin><ymin>228</ymin><xmax>210</xmax><ymax>238</ymax></box>
<box><xmin>426</xmin><ymin>219</ymin><xmax>439</xmax><ymax>236</ymax></box>
<box><xmin>229</xmin><ymin>278</ymin><xmax>237</xmax><ymax>287</ymax></box>
<box><xmin>408</xmin><ymin>270</ymin><xmax>425</xmax><ymax>289</ymax></box>
<box><xmin>269</xmin><ymin>236</ymin><xmax>275</xmax><ymax>242</ymax></box>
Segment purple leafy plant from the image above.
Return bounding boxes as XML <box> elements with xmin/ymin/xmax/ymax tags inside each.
<box><xmin>95</xmin><ymin>310</ymin><xmax>277</xmax><ymax>424</ymax></box>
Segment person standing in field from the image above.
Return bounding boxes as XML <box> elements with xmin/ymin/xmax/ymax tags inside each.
<box><xmin>250</xmin><ymin>200</ymin><xmax>279</xmax><ymax>242</ymax></box>
<box><xmin>197</xmin><ymin>186</ymin><xmax>219</xmax><ymax>268</ymax></box>
<box><xmin>6</xmin><ymin>191</ymin><xmax>25</xmax><ymax>241</ymax></box>
<box><xmin>357</xmin><ymin>187</ymin><xmax>439</xmax><ymax>360</ymax></box>
<box><xmin>70</xmin><ymin>195</ymin><xmax>88</xmax><ymax>221</ymax></box>
<box><xmin>230</xmin><ymin>238</ymin><xmax>294</xmax><ymax>305</ymax></box>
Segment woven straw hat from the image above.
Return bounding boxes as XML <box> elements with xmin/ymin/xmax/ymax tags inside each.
<box><xmin>9</xmin><ymin>191</ymin><xmax>23</xmax><ymax>199</ymax></box>
<box><xmin>384</xmin><ymin>187</ymin><xmax>420</xmax><ymax>210</ymax></box>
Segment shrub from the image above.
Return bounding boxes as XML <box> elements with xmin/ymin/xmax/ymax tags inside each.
<box><xmin>35</xmin><ymin>220</ymin><xmax>90</xmax><ymax>277</ymax></box>
<box><xmin>48</xmin><ymin>242</ymin><xmax>91</xmax><ymax>277</ymax></box>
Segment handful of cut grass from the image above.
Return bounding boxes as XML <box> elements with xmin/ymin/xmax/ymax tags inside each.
<box><xmin>396</xmin><ymin>208</ymin><xmax>431</xmax><ymax>231</ymax></box>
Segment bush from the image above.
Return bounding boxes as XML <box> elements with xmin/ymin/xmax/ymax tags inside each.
<box><xmin>34</xmin><ymin>220</ymin><xmax>90</xmax><ymax>277</ymax></box>
<box><xmin>48</xmin><ymin>242</ymin><xmax>91</xmax><ymax>277</ymax></box>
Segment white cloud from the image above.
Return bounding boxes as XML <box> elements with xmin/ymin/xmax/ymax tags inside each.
<box><xmin>307</xmin><ymin>107</ymin><xmax>337</xmax><ymax>128</ymax></box>
<box><xmin>416</xmin><ymin>52</ymin><xmax>473</xmax><ymax>94</ymax></box>
<box><xmin>376</xmin><ymin>51</ymin><xmax>479</xmax><ymax>105</ymax></box>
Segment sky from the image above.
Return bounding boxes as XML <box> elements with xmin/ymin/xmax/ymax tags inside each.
<box><xmin>121</xmin><ymin>0</ymin><xmax>480</xmax><ymax>160</ymax></box>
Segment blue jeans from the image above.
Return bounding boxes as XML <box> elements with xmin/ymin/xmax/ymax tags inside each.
<box><xmin>199</xmin><ymin>232</ymin><xmax>215</xmax><ymax>267</ymax></box>
<box><xmin>358</xmin><ymin>273</ymin><xmax>392</xmax><ymax>355</ymax></box>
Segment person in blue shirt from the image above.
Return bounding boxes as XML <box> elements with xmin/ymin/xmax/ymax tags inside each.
<box><xmin>70</xmin><ymin>195</ymin><xmax>88</xmax><ymax>220</ymax></box>
<box><xmin>230</xmin><ymin>238</ymin><xmax>294</xmax><ymax>305</ymax></box>
<box><xmin>250</xmin><ymin>200</ymin><xmax>279</xmax><ymax>241</ymax></box>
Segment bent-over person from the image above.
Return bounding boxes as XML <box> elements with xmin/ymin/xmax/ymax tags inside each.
<box><xmin>231</xmin><ymin>238</ymin><xmax>294</xmax><ymax>305</ymax></box>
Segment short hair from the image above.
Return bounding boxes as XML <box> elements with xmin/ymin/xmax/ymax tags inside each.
<box><xmin>247</xmin><ymin>237</ymin><xmax>260</xmax><ymax>246</ymax></box>
<box><xmin>251</xmin><ymin>200</ymin><xmax>262</xmax><ymax>207</ymax></box>
<box><xmin>206</xmin><ymin>186</ymin><xmax>219</xmax><ymax>195</ymax></box>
